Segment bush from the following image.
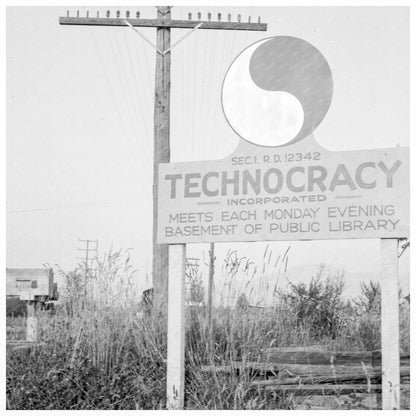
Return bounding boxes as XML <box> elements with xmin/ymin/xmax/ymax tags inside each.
<box><xmin>6</xmin><ymin>298</ymin><xmax>27</xmax><ymax>317</ymax></box>
<box><xmin>278</xmin><ymin>264</ymin><xmax>346</xmax><ymax>339</ymax></box>
<box><xmin>352</xmin><ymin>280</ymin><xmax>410</xmax><ymax>352</ymax></box>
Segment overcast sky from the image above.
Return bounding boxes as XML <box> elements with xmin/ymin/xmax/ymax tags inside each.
<box><xmin>6</xmin><ymin>6</ymin><xmax>410</xmax><ymax>298</ymax></box>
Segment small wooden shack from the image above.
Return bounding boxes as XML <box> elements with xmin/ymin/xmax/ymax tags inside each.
<box><xmin>6</xmin><ymin>268</ymin><xmax>57</xmax><ymax>301</ymax></box>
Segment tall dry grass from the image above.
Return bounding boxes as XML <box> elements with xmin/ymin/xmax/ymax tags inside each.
<box><xmin>7</xmin><ymin>250</ymin><xmax>168</xmax><ymax>409</ymax></box>
<box><xmin>6</xmin><ymin>247</ymin><xmax>410</xmax><ymax>410</ymax></box>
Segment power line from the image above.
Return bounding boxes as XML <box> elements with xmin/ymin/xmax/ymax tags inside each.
<box><xmin>90</xmin><ymin>29</ymin><xmax>140</xmax><ymax>161</ymax></box>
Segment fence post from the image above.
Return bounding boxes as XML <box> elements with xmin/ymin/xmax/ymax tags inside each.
<box><xmin>26</xmin><ymin>301</ymin><xmax>38</xmax><ymax>342</ymax></box>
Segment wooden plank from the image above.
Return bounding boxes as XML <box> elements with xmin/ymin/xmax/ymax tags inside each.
<box><xmin>152</xmin><ymin>8</ymin><xmax>171</xmax><ymax>314</ymax></box>
<box><xmin>258</xmin><ymin>384</ymin><xmax>410</xmax><ymax>396</ymax></box>
<box><xmin>262</xmin><ymin>348</ymin><xmax>410</xmax><ymax>367</ymax></box>
<box><xmin>251</xmin><ymin>366</ymin><xmax>410</xmax><ymax>386</ymax></box>
<box><xmin>6</xmin><ymin>341</ymin><xmax>43</xmax><ymax>351</ymax></box>
<box><xmin>262</xmin><ymin>349</ymin><xmax>374</xmax><ymax>366</ymax></box>
<box><xmin>380</xmin><ymin>238</ymin><xmax>400</xmax><ymax>410</ymax></box>
<box><xmin>249</xmin><ymin>363</ymin><xmax>377</xmax><ymax>377</ymax></box>
<box><xmin>201</xmin><ymin>361</ymin><xmax>284</xmax><ymax>373</ymax></box>
<box><xmin>201</xmin><ymin>361</ymin><xmax>409</xmax><ymax>376</ymax></box>
<box><xmin>59</xmin><ymin>17</ymin><xmax>267</xmax><ymax>31</ymax></box>
<box><xmin>201</xmin><ymin>362</ymin><xmax>276</xmax><ymax>374</ymax></box>
<box><xmin>201</xmin><ymin>362</ymin><xmax>376</xmax><ymax>377</ymax></box>
<box><xmin>166</xmin><ymin>244</ymin><xmax>186</xmax><ymax>409</ymax></box>
<box><xmin>371</xmin><ymin>350</ymin><xmax>409</xmax><ymax>366</ymax></box>
<box><xmin>263</xmin><ymin>346</ymin><xmax>325</xmax><ymax>351</ymax></box>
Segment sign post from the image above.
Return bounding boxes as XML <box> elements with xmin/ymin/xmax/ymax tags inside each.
<box><xmin>166</xmin><ymin>244</ymin><xmax>186</xmax><ymax>409</ymax></box>
<box><xmin>380</xmin><ymin>238</ymin><xmax>400</xmax><ymax>409</ymax></box>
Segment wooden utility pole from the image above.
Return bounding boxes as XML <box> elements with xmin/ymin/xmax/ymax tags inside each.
<box><xmin>60</xmin><ymin>7</ymin><xmax>267</xmax><ymax>318</ymax></box>
<box><xmin>153</xmin><ymin>6</ymin><xmax>171</xmax><ymax>313</ymax></box>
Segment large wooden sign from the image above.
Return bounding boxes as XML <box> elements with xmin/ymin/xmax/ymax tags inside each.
<box><xmin>157</xmin><ymin>138</ymin><xmax>409</xmax><ymax>243</ymax></box>
<box><xmin>158</xmin><ymin>36</ymin><xmax>409</xmax><ymax>244</ymax></box>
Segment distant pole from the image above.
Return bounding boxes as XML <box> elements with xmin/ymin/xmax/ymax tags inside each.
<box><xmin>207</xmin><ymin>242</ymin><xmax>215</xmax><ymax>335</ymax></box>
<box><xmin>380</xmin><ymin>238</ymin><xmax>400</xmax><ymax>409</ymax></box>
<box><xmin>77</xmin><ymin>239</ymin><xmax>98</xmax><ymax>302</ymax></box>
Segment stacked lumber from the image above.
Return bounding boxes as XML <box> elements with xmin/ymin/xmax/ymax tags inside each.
<box><xmin>6</xmin><ymin>340</ymin><xmax>43</xmax><ymax>351</ymax></box>
<box><xmin>201</xmin><ymin>347</ymin><xmax>410</xmax><ymax>395</ymax></box>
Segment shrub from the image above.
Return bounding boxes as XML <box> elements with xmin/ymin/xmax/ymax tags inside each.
<box><xmin>6</xmin><ymin>298</ymin><xmax>27</xmax><ymax>317</ymax></box>
<box><xmin>352</xmin><ymin>280</ymin><xmax>410</xmax><ymax>352</ymax></box>
<box><xmin>186</xmin><ymin>261</ymin><xmax>205</xmax><ymax>305</ymax></box>
<box><xmin>277</xmin><ymin>264</ymin><xmax>346</xmax><ymax>339</ymax></box>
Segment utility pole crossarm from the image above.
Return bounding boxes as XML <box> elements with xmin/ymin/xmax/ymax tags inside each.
<box><xmin>59</xmin><ymin>17</ymin><xmax>267</xmax><ymax>31</ymax></box>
